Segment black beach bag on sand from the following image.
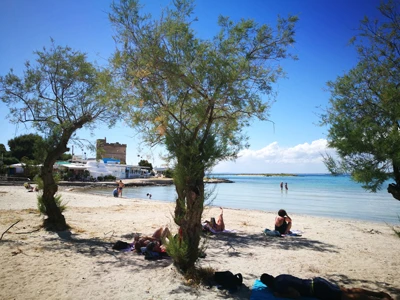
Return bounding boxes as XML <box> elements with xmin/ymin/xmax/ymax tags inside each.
<box><xmin>214</xmin><ymin>271</ymin><xmax>243</xmax><ymax>292</ymax></box>
<box><xmin>112</xmin><ymin>240</ymin><xmax>131</xmax><ymax>250</ymax></box>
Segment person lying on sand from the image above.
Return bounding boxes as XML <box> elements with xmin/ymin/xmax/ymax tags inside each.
<box><xmin>203</xmin><ymin>207</ymin><xmax>225</xmax><ymax>232</ymax></box>
<box><xmin>24</xmin><ymin>182</ymin><xmax>38</xmax><ymax>192</ymax></box>
<box><xmin>260</xmin><ymin>273</ymin><xmax>393</xmax><ymax>300</ymax></box>
<box><xmin>133</xmin><ymin>226</ymin><xmax>171</xmax><ymax>253</ymax></box>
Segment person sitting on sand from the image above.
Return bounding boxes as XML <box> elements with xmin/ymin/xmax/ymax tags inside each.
<box><xmin>203</xmin><ymin>207</ymin><xmax>225</xmax><ymax>232</ymax></box>
<box><xmin>260</xmin><ymin>273</ymin><xmax>393</xmax><ymax>300</ymax></box>
<box><xmin>275</xmin><ymin>209</ymin><xmax>292</xmax><ymax>234</ymax></box>
<box><xmin>133</xmin><ymin>226</ymin><xmax>171</xmax><ymax>253</ymax></box>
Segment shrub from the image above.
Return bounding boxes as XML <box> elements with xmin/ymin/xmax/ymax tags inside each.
<box><xmin>33</xmin><ymin>174</ymin><xmax>44</xmax><ymax>190</ymax></box>
<box><xmin>103</xmin><ymin>175</ymin><xmax>116</xmax><ymax>181</ymax></box>
<box><xmin>164</xmin><ymin>168</ymin><xmax>174</xmax><ymax>178</ymax></box>
<box><xmin>165</xmin><ymin>235</ymin><xmax>189</xmax><ymax>270</ymax></box>
<box><xmin>37</xmin><ymin>193</ymin><xmax>67</xmax><ymax>215</ymax></box>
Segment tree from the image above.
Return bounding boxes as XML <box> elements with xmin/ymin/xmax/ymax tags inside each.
<box><xmin>138</xmin><ymin>159</ymin><xmax>153</xmax><ymax>170</ymax></box>
<box><xmin>0</xmin><ymin>144</ymin><xmax>6</xmax><ymax>155</ymax></box>
<box><xmin>110</xmin><ymin>0</ymin><xmax>297</xmax><ymax>272</ymax></box>
<box><xmin>321</xmin><ymin>0</ymin><xmax>400</xmax><ymax>201</ymax></box>
<box><xmin>0</xmin><ymin>43</ymin><xmax>121</xmax><ymax>229</ymax></box>
<box><xmin>0</xmin><ymin>143</ymin><xmax>19</xmax><ymax>165</ymax></box>
<box><xmin>8</xmin><ymin>134</ymin><xmax>44</xmax><ymax>162</ymax></box>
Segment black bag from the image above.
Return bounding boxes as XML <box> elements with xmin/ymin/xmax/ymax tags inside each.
<box><xmin>112</xmin><ymin>240</ymin><xmax>131</xmax><ymax>250</ymax></box>
<box><xmin>214</xmin><ymin>271</ymin><xmax>243</xmax><ymax>291</ymax></box>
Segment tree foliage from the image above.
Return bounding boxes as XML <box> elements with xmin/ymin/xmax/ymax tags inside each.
<box><xmin>138</xmin><ymin>159</ymin><xmax>153</xmax><ymax>170</ymax></box>
<box><xmin>321</xmin><ymin>0</ymin><xmax>400</xmax><ymax>201</ymax></box>
<box><xmin>0</xmin><ymin>42</ymin><xmax>122</xmax><ymax>229</ymax></box>
<box><xmin>8</xmin><ymin>133</ymin><xmax>44</xmax><ymax>162</ymax></box>
<box><xmin>110</xmin><ymin>0</ymin><xmax>297</xmax><ymax>272</ymax></box>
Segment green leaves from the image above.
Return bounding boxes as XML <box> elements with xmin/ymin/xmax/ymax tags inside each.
<box><xmin>110</xmin><ymin>0</ymin><xmax>297</xmax><ymax>167</ymax></box>
<box><xmin>322</xmin><ymin>0</ymin><xmax>400</xmax><ymax>200</ymax></box>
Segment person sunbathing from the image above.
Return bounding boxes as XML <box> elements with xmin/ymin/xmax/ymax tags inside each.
<box><xmin>260</xmin><ymin>273</ymin><xmax>393</xmax><ymax>300</ymax></box>
<box><xmin>133</xmin><ymin>226</ymin><xmax>171</xmax><ymax>253</ymax></box>
<box><xmin>203</xmin><ymin>207</ymin><xmax>225</xmax><ymax>232</ymax></box>
<box><xmin>275</xmin><ymin>209</ymin><xmax>292</xmax><ymax>234</ymax></box>
<box><xmin>24</xmin><ymin>182</ymin><xmax>38</xmax><ymax>192</ymax></box>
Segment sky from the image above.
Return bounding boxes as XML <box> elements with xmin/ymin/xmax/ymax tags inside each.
<box><xmin>0</xmin><ymin>0</ymin><xmax>384</xmax><ymax>173</ymax></box>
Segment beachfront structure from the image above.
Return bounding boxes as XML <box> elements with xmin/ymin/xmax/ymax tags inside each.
<box><xmin>8</xmin><ymin>163</ymin><xmax>26</xmax><ymax>175</ymax></box>
<box><xmin>96</xmin><ymin>138</ymin><xmax>127</xmax><ymax>164</ymax></box>
<box><xmin>56</xmin><ymin>159</ymin><xmax>151</xmax><ymax>180</ymax></box>
<box><xmin>153</xmin><ymin>166</ymin><xmax>168</xmax><ymax>177</ymax></box>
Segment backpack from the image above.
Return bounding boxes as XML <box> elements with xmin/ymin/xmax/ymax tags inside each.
<box><xmin>112</xmin><ymin>240</ymin><xmax>131</xmax><ymax>250</ymax></box>
<box><xmin>214</xmin><ymin>271</ymin><xmax>243</xmax><ymax>291</ymax></box>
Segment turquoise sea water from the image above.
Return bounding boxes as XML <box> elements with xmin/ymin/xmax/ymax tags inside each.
<box><xmin>83</xmin><ymin>174</ymin><xmax>400</xmax><ymax>224</ymax></box>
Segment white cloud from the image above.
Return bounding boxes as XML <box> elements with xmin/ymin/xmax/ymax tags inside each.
<box><xmin>212</xmin><ymin>139</ymin><xmax>336</xmax><ymax>173</ymax></box>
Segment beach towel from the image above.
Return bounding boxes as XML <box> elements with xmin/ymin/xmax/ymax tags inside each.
<box><xmin>202</xmin><ymin>223</ymin><xmax>237</xmax><ymax>234</ymax></box>
<box><xmin>250</xmin><ymin>280</ymin><xmax>313</xmax><ymax>300</ymax></box>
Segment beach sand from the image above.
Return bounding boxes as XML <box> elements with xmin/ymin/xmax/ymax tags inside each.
<box><xmin>0</xmin><ymin>185</ymin><xmax>399</xmax><ymax>300</ymax></box>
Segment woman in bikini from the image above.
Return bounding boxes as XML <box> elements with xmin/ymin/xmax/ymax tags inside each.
<box><xmin>275</xmin><ymin>209</ymin><xmax>292</xmax><ymax>234</ymax></box>
<box><xmin>204</xmin><ymin>207</ymin><xmax>225</xmax><ymax>232</ymax></box>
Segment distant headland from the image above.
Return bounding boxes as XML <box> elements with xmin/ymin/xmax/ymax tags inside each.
<box><xmin>219</xmin><ymin>173</ymin><xmax>299</xmax><ymax>177</ymax></box>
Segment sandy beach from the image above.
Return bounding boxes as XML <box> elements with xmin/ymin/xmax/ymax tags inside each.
<box><xmin>0</xmin><ymin>184</ymin><xmax>399</xmax><ymax>300</ymax></box>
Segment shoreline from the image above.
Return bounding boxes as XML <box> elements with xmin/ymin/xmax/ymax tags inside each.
<box><xmin>1</xmin><ymin>185</ymin><xmax>399</xmax><ymax>299</ymax></box>
<box><xmin>0</xmin><ymin>177</ymin><xmax>233</xmax><ymax>188</ymax></box>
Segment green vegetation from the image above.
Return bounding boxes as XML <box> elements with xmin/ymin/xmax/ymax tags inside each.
<box><xmin>320</xmin><ymin>0</ymin><xmax>400</xmax><ymax>201</ymax></box>
<box><xmin>164</xmin><ymin>169</ymin><xmax>174</xmax><ymax>179</ymax></box>
<box><xmin>110</xmin><ymin>0</ymin><xmax>297</xmax><ymax>273</ymax></box>
<box><xmin>37</xmin><ymin>193</ymin><xmax>67</xmax><ymax>216</ymax></box>
<box><xmin>8</xmin><ymin>134</ymin><xmax>45</xmax><ymax>162</ymax></box>
<box><xmin>138</xmin><ymin>159</ymin><xmax>153</xmax><ymax>171</ymax></box>
<box><xmin>0</xmin><ymin>42</ymin><xmax>122</xmax><ymax>230</ymax></box>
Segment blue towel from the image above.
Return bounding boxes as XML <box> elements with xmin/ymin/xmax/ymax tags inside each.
<box><xmin>250</xmin><ymin>280</ymin><xmax>313</xmax><ymax>300</ymax></box>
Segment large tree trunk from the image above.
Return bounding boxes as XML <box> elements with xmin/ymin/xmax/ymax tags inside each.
<box><xmin>173</xmin><ymin>159</ymin><xmax>205</xmax><ymax>273</ymax></box>
<box><xmin>41</xmin><ymin>148</ymin><xmax>68</xmax><ymax>231</ymax></box>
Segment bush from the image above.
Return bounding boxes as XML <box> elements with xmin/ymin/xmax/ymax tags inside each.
<box><xmin>164</xmin><ymin>168</ymin><xmax>174</xmax><ymax>178</ymax></box>
<box><xmin>165</xmin><ymin>235</ymin><xmax>189</xmax><ymax>269</ymax></box>
<box><xmin>33</xmin><ymin>174</ymin><xmax>44</xmax><ymax>190</ymax></box>
<box><xmin>103</xmin><ymin>175</ymin><xmax>116</xmax><ymax>181</ymax></box>
<box><xmin>37</xmin><ymin>193</ymin><xmax>67</xmax><ymax>215</ymax></box>
<box><xmin>97</xmin><ymin>176</ymin><xmax>103</xmax><ymax>181</ymax></box>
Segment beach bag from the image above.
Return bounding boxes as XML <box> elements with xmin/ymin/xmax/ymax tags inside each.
<box><xmin>214</xmin><ymin>271</ymin><xmax>243</xmax><ymax>291</ymax></box>
<box><xmin>112</xmin><ymin>240</ymin><xmax>131</xmax><ymax>250</ymax></box>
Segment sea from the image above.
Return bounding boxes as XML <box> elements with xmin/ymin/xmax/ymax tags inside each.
<box><xmin>82</xmin><ymin>174</ymin><xmax>400</xmax><ymax>225</ymax></box>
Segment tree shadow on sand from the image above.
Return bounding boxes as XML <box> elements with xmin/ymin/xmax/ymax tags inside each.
<box><xmin>34</xmin><ymin>229</ymin><xmax>174</xmax><ymax>272</ymax></box>
<box><xmin>204</xmin><ymin>231</ymin><xmax>339</xmax><ymax>257</ymax></box>
<box><xmin>326</xmin><ymin>274</ymin><xmax>400</xmax><ymax>300</ymax></box>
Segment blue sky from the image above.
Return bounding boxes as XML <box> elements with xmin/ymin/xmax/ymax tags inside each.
<box><xmin>0</xmin><ymin>0</ymin><xmax>383</xmax><ymax>173</ymax></box>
